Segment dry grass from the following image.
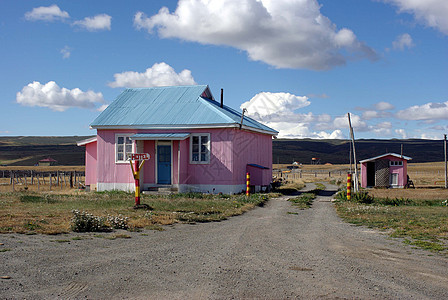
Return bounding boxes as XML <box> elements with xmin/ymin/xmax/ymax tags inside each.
<box><xmin>368</xmin><ymin>188</ymin><xmax>448</xmax><ymax>200</ymax></box>
<box><xmin>0</xmin><ymin>191</ymin><xmax>270</xmax><ymax>234</ymax></box>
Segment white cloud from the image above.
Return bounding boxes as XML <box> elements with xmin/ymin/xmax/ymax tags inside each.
<box><xmin>266</xmin><ymin>122</ymin><xmax>344</xmax><ymax>139</ymax></box>
<box><xmin>241</xmin><ymin>92</ymin><xmax>310</xmax><ymax>122</ymax></box>
<box><xmin>240</xmin><ymin>91</ymin><xmax>347</xmax><ymax>138</ymax></box>
<box><xmin>392</xmin><ymin>33</ymin><xmax>414</xmax><ymax>50</ymax></box>
<box><xmin>384</xmin><ymin>0</ymin><xmax>448</xmax><ymax>35</ymax></box>
<box><xmin>396</xmin><ymin>101</ymin><xmax>448</xmax><ymax>120</ymax></box>
<box><xmin>395</xmin><ymin>128</ymin><xmax>407</xmax><ymax>139</ymax></box>
<box><xmin>333</xmin><ymin>113</ymin><xmax>368</xmax><ymax>131</ymax></box>
<box><xmin>60</xmin><ymin>46</ymin><xmax>71</xmax><ymax>59</ymax></box>
<box><xmin>108</xmin><ymin>62</ymin><xmax>196</xmax><ymax>88</ymax></box>
<box><xmin>362</xmin><ymin>110</ymin><xmax>380</xmax><ymax>120</ymax></box>
<box><xmin>16</xmin><ymin>81</ymin><xmax>105</xmax><ymax>112</ymax></box>
<box><xmin>73</xmin><ymin>14</ymin><xmax>112</xmax><ymax>31</ymax></box>
<box><xmin>374</xmin><ymin>101</ymin><xmax>395</xmax><ymax>111</ymax></box>
<box><xmin>25</xmin><ymin>4</ymin><xmax>69</xmax><ymax>22</ymax></box>
<box><xmin>134</xmin><ymin>0</ymin><xmax>377</xmax><ymax>70</ymax></box>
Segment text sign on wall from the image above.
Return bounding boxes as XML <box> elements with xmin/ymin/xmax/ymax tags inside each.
<box><xmin>127</xmin><ymin>153</ymin><xmax>150</xmax><ymax>161</ymax></box>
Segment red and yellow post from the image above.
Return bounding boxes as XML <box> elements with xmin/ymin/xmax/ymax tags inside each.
<box><xmin>246</xmin><ymin>172</ymin><xmax>250</xmax><ymax>196</ymax></box>
<box><xmin>129</xmin><ymin>154</ymin><xmax>149</xmax><ymax>206</ymax></box>
<box><xmin>347</xmin><ymin>173</ymin><xmax>352</xmax><ymax>201</ymax></box>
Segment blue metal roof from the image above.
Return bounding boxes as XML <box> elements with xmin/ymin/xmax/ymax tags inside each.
<box><xmin>90</xmin><ymin>85</ymin><xmax>277</xmax><ymax>135</ymax></box>
<box><xmin>130</xmin><ymin>133</ymin><xmax>190</xmax><ymax>140</ymax></box>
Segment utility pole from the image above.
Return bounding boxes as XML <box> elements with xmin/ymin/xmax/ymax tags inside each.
<box><xmin>347</xmin><ymin>113</ymin><xmax>359</xmax><ymax>193</ymax></box>
<box><xmin>445</xmin><ymin>134</ymin><xmax>447</xmax><ymax>189</ymax></box>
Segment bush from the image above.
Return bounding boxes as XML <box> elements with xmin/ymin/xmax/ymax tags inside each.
<box><xmin>71</xmin><ymin>210</ymin><xmax>110</xmax><ymax>232</ymax></box>
<box><xmin>335</xmin><ymin>190</ymin><xmax>374</xmax><ymax>204</ymax></box>
<box><xmin>71</xmin><ymin>210</ymin><xmax>129</xmax><ymax>232</ymax></box>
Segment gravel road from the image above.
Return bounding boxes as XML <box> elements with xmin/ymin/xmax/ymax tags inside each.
<box><xmin>1</xmin><ymin>183</ymin><xmax>448</xmax><ymax>299</ymax></box>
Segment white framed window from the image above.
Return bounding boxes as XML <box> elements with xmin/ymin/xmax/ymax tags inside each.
<box><xmin>115</xmin><ymin>134</ymin><xmax>134</xmax><ymax>163</ymax></box>
<box><xmin>190</xmin><ymin>133</ymin><xmax>210</xmax><ymax>164</ymax></box>
<box><xmin>390</xmin><ymin>161</ymin><xmax>403</xmax><ymax>166</ymax></box>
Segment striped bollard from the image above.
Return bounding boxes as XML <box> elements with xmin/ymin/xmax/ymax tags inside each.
<box><xmin>347</xmin><ymin>173</ymin><xmax>352</xmax><ymax>201</ymax></box>
<box><xmin>246</xmin><ymin>172</ymin><xmax>250</xmax><ymax>196</ymax></box>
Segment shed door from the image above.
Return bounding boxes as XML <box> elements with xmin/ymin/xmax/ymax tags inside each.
<box><xmin>367</xmin><ymin>162</ymin><xmax>375</xmax><ymax>187</ymax></box>
<box><xmin>157</xmin><ymin>145</ymin><xmax>171</xmax><ymax>184</ymax></box>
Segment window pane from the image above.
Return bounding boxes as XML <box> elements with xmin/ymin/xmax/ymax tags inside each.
<box><xmin>192</xmin><ymin>153</ymin><xmax>199</xmax><ymax>161</ymax></box>
<box><xmin>117</xmin><ymin>144</ymin><xmax>123</xmax><ymax>152</ymax></box>
<box><xmin>201</xmin><ymin>135</ymin><xmax>208</xmax><ymax>145</ymax></box>
<box><xmin>125</xmin><ymin>144</ymin><xmax>132</xmax><ymax>154</ymax></box>
<box><xmin>117</xmin><ymin>137</ymin><xmax>124</xmax><ymax>145</ymax></box>
<box><xmin>192</xmin><ymin>144</ymin><xmax>199</xmax><ymax>153</ymax></box>
<box><xmin>117</xmin><ymin>153</ymin><xmax>124</xmax><ymax>161</ymax></box>
<box><xmin>125</xmin><ymin>137</ymin><xmax>132</xmax><ymax>144</ymax></box>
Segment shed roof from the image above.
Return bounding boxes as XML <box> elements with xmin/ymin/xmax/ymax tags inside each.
<box><xmin>90</xmin><ymin>85</ymin><xmax>277</xmax><ymax>135</ymax></box>
<box><xmin>359</xmin><ymin>153</ymin><xmax>412</xmax><ymax>163</ymax></box>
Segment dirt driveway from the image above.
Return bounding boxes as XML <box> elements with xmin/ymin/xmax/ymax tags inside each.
<box><xmin>1</xmin><ymin>183</ymin><xmax>448</xmax><ymax>299</ymax></box>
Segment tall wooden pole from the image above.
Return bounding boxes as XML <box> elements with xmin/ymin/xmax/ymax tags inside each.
<box><xmin>347</xmin><ymin>113</ymin><xmax>359</xmax><ymax>193</ymax></box>
<box><xmin>444</xmin><ymin>134</ymin><xmax>447</xmax><ymax>189</ymax></box>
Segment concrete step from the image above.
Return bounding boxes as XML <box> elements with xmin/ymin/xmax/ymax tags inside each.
<box><xmin>143</xmin><ymin>186</ymin><xmax>178</xmax><ymax>195</ymax></box>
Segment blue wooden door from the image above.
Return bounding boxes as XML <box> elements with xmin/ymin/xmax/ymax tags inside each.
<box><xmin>157</xmin><ymin>145</ymin><xmax>171</xmax><ymax>184</ymax></box>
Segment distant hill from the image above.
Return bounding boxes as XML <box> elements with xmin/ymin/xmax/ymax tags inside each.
<box><xmin>0</xmin><ymin>136</ymin><xmax>93</xmax><ymax>166</ymax></box>
<box><xmin>0</xmin><ymin>136</ymin><xmax>445</xmax><ymax>166</ymax></box>
<box><xmin>273</xmin><ymin>138</ymin><xmax>446</xmax><ymax>164</ymax></box>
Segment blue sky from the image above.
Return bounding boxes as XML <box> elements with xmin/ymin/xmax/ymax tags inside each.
<box><xmin>0</xmin><ymin>0</ymin><xmax>447</xmax><ymax>139</ymax></box>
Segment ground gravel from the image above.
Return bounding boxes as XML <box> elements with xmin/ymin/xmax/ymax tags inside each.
<box><xmin>1</xmin><ymin>183</ymin><xmax>448</xmax><ymax>299</ymax></box>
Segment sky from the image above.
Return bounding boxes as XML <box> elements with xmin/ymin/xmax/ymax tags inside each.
<box><xmin>0</xmin><ymin>0</ymin><xmax>447</xmax><ymax>140</ymax></box>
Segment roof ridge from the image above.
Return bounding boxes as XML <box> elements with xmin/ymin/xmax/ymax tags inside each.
<box><xmin>125</xmin><ymin>84</ymin><xmax>208</xmax><ymax>91</ymax></box>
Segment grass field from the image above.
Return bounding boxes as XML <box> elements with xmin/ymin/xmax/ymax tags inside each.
<box><xmin>335</xmin><ymin>188</ymin><xmax>448</xmax><ymax>253</ymax></box>
<box><xmin>0</xmin><ymin>191</ymin><xmax>271</xmax><ymax>234</ymax></box>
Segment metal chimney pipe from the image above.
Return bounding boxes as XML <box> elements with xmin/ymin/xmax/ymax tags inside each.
<box><xmin>220</xmin><ymin>88</ymin><xmax>224</xmax><ymax>108</ymax></box>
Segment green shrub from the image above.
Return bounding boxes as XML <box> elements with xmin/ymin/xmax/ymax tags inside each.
<box><xmin>335</xmin><ymin>190</ymin><xmax>374</xmax><ymax>204</ymax></box>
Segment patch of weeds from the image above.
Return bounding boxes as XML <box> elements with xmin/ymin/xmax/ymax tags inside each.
<box><xmin>314</xmin><ymin>183</ymin><xmax>326</xmax><ymax>190</ymax></box>
<box><xmin>50</xmin><ymin>239</ymin><xmax>71</xmax><ymax>243</ymax></box>
<box><xmin>287</xmin><ymin>211</ymin><xmax>299</xmax><ymax>215</ymax></box>
<box><xmin>23</xmin><ymin>221</ymin><xmax>41</xmax><ymax>231</ymax></box>
<box><xmin>140</xmin><ymin>233</ymin><xmax>149</xmax><ymax>236</ymax></box>
<box><xmin>288</xmin><ymin>193</ymin><xmax>315</xmax><ymax>209</ymax></box>
<box><xmin>71</xmin><ymin>210</ymin><xmax>110</xmax><ymax>232</ymax></box>
<box><xmin>335</xmin><ymin>190</ymin><xmax>374</xmax><ymax>204</ymax></box>
<box><xmin>19</xmin><ymin>193</ymin><xmax>59</xmax><ymax>204</ymax></box>
<box><xmin>0</xmin><ymin>248</ymin><xmax>11</xmax><ymax>252</ymax></box>
<box><xmin>145</xmin><ymin>225</ymin><xmax>165</xmax><ymax>231</ymax></box>
<box><xmin>93</xmin><ymin>234</ymin><xmax>105</xmax><ymax>238</ymax></box>
<box><xmin>403</xmin><ymin>239</ymin><xmax>446</xmax><ymax>251</ymax></box>
<box><xmin>71</xmin><ymin>236</ymin><xmax>84</xmax><ymax>241</ymax></box>
<box><xmin>70</xmin><ymin>210</ymin><xmax>128</xmax><ymax>232</ymax></box>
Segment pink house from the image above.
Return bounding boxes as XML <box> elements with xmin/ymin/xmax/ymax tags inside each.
<box><xmin>77</xmin><ymin>85</ymin><xmax>277</xmax><ymax>194</ymax></box>
<box><xmin>360</xmin><ymin>153</ymin><xmax>412</xmax><ymax>188</ymax></box>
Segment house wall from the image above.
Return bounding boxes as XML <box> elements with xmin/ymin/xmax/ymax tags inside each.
<box><xmin>96</xmin><ymin>130</ymin><xmax>136</xmax><ymax>191</ymax></box>
<box><xmin>95</xmin><ymin>128</ymin><xmax>273</xmax><ymax>193</ymax></box>
<box><xmin>388</xmin><ymin>156</ymin><xmax>407</xmax><ymax>187</ymax></box>
<box><xmin>232</xmin><ymin>129</ymin><xmax>273</xmax><ymax>187</ymax></box>
<box><xmin>361</xmin><ymin>163</ymin><xmax>367</xmax><ymax>188</ymax></box>
<box><xmin>85</xmin><ymin>141</ymin><xmax>97</xmax><ymax>187</ymax></box>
